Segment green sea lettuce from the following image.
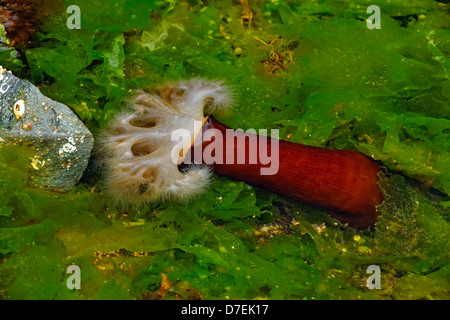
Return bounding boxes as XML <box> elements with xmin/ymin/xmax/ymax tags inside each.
<box><xmin>0</xmin><ymin>0</ymin><xmax>449</xmax><ymax>300</ymax></box>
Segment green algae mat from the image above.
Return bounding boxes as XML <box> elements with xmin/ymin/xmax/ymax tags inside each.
<box><xmin>0</xmin><ymin>0</ymin><xmax>449</xmax><ymax>300</ymax></box>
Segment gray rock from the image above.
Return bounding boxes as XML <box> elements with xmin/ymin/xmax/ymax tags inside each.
<box><xmin>0</xmin><ymin>66</ymin><xmax>94</xmax><ymax>192</ymax></box>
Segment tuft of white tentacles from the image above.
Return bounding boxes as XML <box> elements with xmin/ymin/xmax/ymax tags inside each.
<box><xmin>95</xmin><ymin>79</ymin><xmax>234</xmax><ymax>207</ymax></box>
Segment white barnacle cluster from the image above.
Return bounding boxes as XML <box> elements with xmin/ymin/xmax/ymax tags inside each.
<box><xmin>96</xmin><ymin>79</ymin><xmax>234</xmax><ymax>207</ymax></box>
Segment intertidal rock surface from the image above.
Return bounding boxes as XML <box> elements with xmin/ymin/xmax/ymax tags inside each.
<box><xmin>0</xmin><ymin>66</ymin><xmax>94</xmax><ymax>192</ymax></box>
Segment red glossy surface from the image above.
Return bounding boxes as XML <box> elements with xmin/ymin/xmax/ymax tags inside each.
<box><xmin>185</xmin><ymin>117</ymin><xmax>385</xmax><ymax>229</ymax></box>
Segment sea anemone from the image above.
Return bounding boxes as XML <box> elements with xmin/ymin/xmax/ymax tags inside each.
<box><xmin>97</xmin><ymin>78</ymin><xmax>384</xmax><ymax>229</ymax></box>
<box><xmin>95</xmin><ymin>79</ymin><xmax>234</xmax><ymax>207</ymax></box>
